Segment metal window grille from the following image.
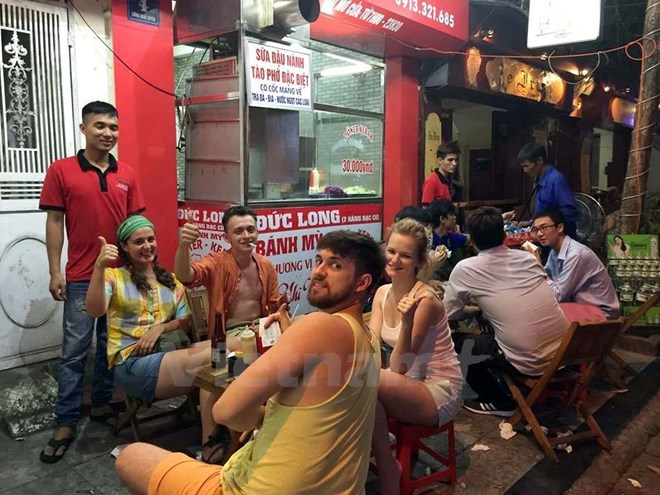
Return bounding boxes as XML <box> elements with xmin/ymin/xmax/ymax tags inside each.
<box><xmin>0</xmin><ymin>0</ymin><xmax>74</xmax><ymax>210</ymax></box>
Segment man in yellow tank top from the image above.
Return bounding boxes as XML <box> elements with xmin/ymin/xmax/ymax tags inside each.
<box><xmin>115</xmin><ymin>231</ymin><xmax>386</xmax><ymax>495</ymax></box>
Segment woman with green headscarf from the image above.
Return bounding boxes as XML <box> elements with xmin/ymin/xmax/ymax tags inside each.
<box><xmin>85</xmin><ymin>214</ymin><xmax>220</xmax><ymax>444</ymax></box>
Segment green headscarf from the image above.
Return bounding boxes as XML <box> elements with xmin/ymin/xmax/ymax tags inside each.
<box><xmin>117</xmin><ymin>215</ymin><xmax>155</xmax><ymax>243</ymax></box>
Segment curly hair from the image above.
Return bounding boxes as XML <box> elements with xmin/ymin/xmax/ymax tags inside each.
<box><xmin>118</xmin><ymin>246</ymin><xmax>176</xmax><ymax>292</ymax></box>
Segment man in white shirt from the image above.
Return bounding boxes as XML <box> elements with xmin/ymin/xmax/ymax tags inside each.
<box><xmin>444</xmin><ymin>207</ymin><xmax>569</xmax><ymax>417</ymax></box>
<box><xmin>526</xmin><ymin>208</ymin><xmax>620</xmax><ymax>319</ymax></box>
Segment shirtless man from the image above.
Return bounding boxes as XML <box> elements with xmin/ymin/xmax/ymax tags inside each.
<box><xmin>174</xmin><ymin>205</ymin><xmax>282</xmax><ymax>350</ymax></box>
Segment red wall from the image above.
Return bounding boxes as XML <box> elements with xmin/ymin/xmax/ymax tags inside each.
<box><xmin>111</xmin><ymin>1</ymin><xmax>178</xmax><ymax>267</ymax></box>
<box><xmin>383</xmin><ymin>57</ymin><xmax>422</xmax><ymax>233</ymax></box>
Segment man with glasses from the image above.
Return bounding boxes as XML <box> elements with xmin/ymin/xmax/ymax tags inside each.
<box><xmin>504</xmin><ymin>142</ymin><xmax>577</xmax><ymax>237</ymax></box>
<box><xmin>526</xmin><ymin>208</ymin><xmax>619</xmax><ymax>319</ymax></box>
<box><xmin>444</xmin><ymin>207</ymin><xmax>568</xmax><ymax>417</ymax></box>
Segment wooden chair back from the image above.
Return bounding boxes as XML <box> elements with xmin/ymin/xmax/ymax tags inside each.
<box><xmin>557</xmin><ymin>319</ymin><xmax>623</xmax><ymax>368</ymax></box>
<box><xmin>503</xmin><ymin>318</ymin><xmax>624</xmax><ymax>462</ymax></box>
<box><xmin>187</xmin><ymin>288</ymin><xmax>209</xmax><ymax>342</ymax></box>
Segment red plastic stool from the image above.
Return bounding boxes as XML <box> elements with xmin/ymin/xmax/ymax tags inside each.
<box><xmin>388</xmin><ymin>419</ymin><xmax>457</xmax><ymax>495</ymax></box>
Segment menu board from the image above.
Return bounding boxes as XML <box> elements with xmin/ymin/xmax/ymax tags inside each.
<box><xmin>244</xmin><ymin>39</ymin><xmax>313</xmax><ymax>112</ymax></box>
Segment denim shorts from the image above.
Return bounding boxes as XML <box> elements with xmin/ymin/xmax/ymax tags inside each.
<box><xmin>113</xmin><ymin>352</ymin><xmax>165</xmax><ymax>404</ymax></box>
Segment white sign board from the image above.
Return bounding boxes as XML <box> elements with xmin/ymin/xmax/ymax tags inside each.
<box><xmin>527</xmin><ymin>0</ymin><xmax>602</xmax><ymax>49</ymax></box>
<box><xmin>244</xmin><ymin>39</ymin><xmax>313</xmax><ymax>111</ymax></box>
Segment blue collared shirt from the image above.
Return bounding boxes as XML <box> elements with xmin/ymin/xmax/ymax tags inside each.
<box><xmin>545</xmin><ymin>236</ymin><xmax>620</xmax><ymax>319</ymax></box>
<box><xmin>535</xmin><ymin>165</ymin><xmax>578</xmax><ymax>236</ymax></box>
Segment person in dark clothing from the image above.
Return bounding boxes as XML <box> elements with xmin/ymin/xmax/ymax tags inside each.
<box><xmin>427</xmin><ymin>200</ymin><xmax>472</xmax><ymax>280</ymax></box>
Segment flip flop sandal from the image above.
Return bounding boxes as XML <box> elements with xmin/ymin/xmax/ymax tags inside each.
<box><xmin>40</xmin><ymin>436</ymin><xmax>75</xmax><ymax>464</ymax></box>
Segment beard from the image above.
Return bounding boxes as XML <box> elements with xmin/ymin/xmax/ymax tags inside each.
<box><xmin>307</xmin><ymin>282</ymin><xmax>355</xmax><ymax>310</ymax></box>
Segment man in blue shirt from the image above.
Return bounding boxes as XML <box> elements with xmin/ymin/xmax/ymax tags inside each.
<box><xmin>428</xmin><ymin>200</ymin><xmax>468</xmax><ymax>251</ymax></box>
<box><xmin>526</xmin><ymin>208</ymin><xmax>619</xmax><ymax>319</ymax></box>
<box><xmin>506</xmin><ymin>143</ymin><xmax>578</xmax><ymax>238</ymax></box>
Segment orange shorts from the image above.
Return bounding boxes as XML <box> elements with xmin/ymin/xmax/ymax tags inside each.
<box><xmin>148</xmin><ymin>452</ymin><xmax>224</xmax><ymax>495</ymax></box>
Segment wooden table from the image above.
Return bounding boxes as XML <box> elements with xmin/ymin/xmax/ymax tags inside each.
<box><xmin>192</xmin><ymin>363</ymin><xmax>234</xmax><ymax>394</ymax></box>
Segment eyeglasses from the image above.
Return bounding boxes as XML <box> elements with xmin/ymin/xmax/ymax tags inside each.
<box><xmin>531</xmin><ymin>224</ymin><xmax>557</xmax><ymax>234</ymax></box>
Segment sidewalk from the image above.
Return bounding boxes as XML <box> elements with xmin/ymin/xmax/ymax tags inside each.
<box><xmin>567</xmin><ymin>391</ymin><xmax>660</xmax><ymax>495</ymax></box>
<box><xmin>0</xmin><ymin>349</ymin><xmax>657</xmax><ymax>494</ymax></box>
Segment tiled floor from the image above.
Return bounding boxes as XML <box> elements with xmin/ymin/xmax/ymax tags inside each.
<box><xmin>0</xmin><ymin>349</ymin><xmax>655</xmax><ymax>495</ymax></box>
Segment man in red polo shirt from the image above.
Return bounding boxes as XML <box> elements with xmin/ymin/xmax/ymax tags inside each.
<box><xmin>38</xmin><ymin>101</ymin><xmax>145</xmax><ymax>463</ymax></box>
<box><xmin>421</xmin><ymin>142</ymin><xmax>461</xmax><ymax>205</ymax></box>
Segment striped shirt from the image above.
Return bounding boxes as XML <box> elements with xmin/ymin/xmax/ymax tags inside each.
<box><xmin>105</xmin><ymin>266</ymin><xmax>190</xmax><ymax>368</ymax></box>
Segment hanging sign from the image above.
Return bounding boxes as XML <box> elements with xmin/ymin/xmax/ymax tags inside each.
<box><xmin>485</xmin><ymin>58</ymin><xmax>566</xmax><ymax>106</ymax></box>
<box><xmin>244</xmin><ymin>39</ymin><xmax>313</xmax><ymax>111</ymax></box>
<box><xmin>527</xmin><ymin>0</ymin><xmax>601</xmax><ymax>49</ymax></box>
<box><xmin>127</xmin><ymin>0</ymin><xmax>160</xmax><ymax>27</ymax></box>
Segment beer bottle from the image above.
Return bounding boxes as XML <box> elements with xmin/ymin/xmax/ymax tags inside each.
<box><xmin>212</xmin><ymin>313</ymin><xmax>227</xmax><ymax>369</ymax></box>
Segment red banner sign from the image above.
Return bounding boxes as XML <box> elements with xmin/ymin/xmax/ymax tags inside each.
<box><xmin>318</xmin><ymin>0</ymin><xmax>468</xmax><ymax>49</ymax></box>
<box><xmin>178</xmin><ymin>202</ymin><xmax>383</xmax><ymax>314</ymax></box>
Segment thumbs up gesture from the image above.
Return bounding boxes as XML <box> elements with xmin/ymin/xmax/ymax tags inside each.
<box><xmin>95</xmin><ymin>236</ymin><xmax>119</xmax><ymax>269</ymax></box>
<box><xmin>180</xmin><ymin>209</ymin><xmax>200</xmax><ymax>246</ymax></box>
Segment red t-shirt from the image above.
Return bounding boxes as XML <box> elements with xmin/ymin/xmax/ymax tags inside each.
<box><xmin>39</xmin><ymin>151</ymin><xmax>146</xmax><ymax>281</ymax></box>
<box><xmin>421</xmin><ymin>170</ymin><xmax>451</xmax><ymax>204</ymax></box>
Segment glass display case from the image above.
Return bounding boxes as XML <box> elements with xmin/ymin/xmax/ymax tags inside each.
<box><xmin>247</xmin><ymin>41</ymin><xmax>384</xmax><ymax>203</ymax></box>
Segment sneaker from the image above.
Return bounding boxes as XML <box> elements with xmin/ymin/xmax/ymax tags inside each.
<box><xmin>463</xmin><ymin>399</ymin><xmax>516</xmax><ymax>417</ymax></box>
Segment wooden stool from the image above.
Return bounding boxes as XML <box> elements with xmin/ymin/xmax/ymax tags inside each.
<box><xmin>388</xmin><ymin>419</ymin><xmax>457</xmax><ymax>494</ymax></box>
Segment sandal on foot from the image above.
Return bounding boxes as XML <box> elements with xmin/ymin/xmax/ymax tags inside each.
<box><xmin>202</xmin><ymin>428</ymin><xmax>250</xmax><ymax>465</ymax></box>
<box><xmin>201</xmin><ymin>425</ymin><xmax>233</xmax><ymax>464</ymax></box>
<box><xmin>89</xmin><ymin>410</ymin><xmax>118</xmax><ymax>427</ymax></box>
<box><xmin>40</xmin><ymin>436</ymin><xmax>75</xmax><ymax>464</ymax></box>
